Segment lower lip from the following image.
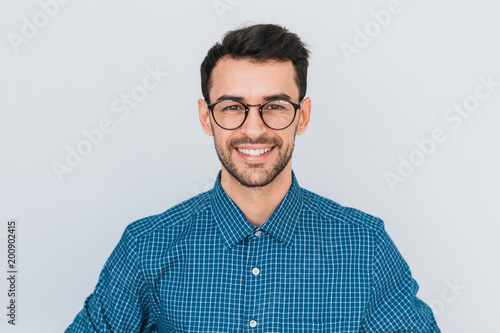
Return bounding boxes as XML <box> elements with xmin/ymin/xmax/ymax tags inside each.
<box><xmin>235</xmin><ymin>147</ymin><xmax>275</xmax><ymax>162</ymax></box>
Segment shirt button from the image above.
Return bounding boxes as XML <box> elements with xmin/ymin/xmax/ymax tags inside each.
<box><xmin>251</xmin><ymin>267</ymin><xmax>260</xmax><ymax>275</ymax></box>
<box><xmin>249</xmin><ymin>319</ymin><xmax>257</xmax><ymax>328</ymax></box>
<box><xmin>254</xmin><ymin>230</ymin><xmax>263</xmax><ymax>237</ymax></box>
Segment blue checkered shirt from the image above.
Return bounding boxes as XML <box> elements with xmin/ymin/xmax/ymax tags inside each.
<box><xmin>66</xmin><ymin>171</ymin><xmax>440</xmax><ymax>332</ymax></box>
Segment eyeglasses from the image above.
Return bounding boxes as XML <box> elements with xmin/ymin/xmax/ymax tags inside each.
<box><xmin>206</xmin><ymin>99</ymin><xmax>302</xmax><ymax>130</ymax></box>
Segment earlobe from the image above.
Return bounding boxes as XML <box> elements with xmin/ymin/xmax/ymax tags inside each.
<box><xmin>296</xmin><ymin>97</ymin><xmax>311</xmax><ymax>135</ymax></box>
<box><xmin>198</xmin><ymin>98</ymin><xmax>214</xmax><ymax>136</ymax></box>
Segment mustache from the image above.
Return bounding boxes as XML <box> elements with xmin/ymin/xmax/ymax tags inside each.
<box><xmin>228</xmin><ymin>136</ymin><xmax>281</xmax><ymax>149</ymax></box>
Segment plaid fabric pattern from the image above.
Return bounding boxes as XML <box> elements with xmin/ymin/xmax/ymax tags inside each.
<box><xmin>66</xmin><ymin>171</ymin><xmax>440</xmax><ymax>332</ymax></box>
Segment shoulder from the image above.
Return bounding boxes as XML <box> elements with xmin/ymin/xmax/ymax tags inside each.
<box><xmin>300</xmin><ymin>187</ymin><xmax>384</xmax><ymax>234</ymax></box>
<box><xmin>123</xmin><ymin>191</ymin><xmax>212</xmax><ymax>241</ymax></box>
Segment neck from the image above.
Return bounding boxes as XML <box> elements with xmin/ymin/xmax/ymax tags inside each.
<box><xmin>220</xmin><ymin>165</ymin><xmax>293</xmax><ymax>227</ymax></box>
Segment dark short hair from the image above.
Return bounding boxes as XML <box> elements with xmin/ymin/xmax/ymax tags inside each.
<box><xmin>200</xmin><ymin>23</ymin><xmax>310</xmax><ymax>104</ymax></box>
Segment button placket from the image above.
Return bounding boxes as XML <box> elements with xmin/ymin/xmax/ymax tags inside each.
<box><xmin>243</xmin><ymin>231</ymin><xmax>266</xmax><ymax>330</ymax></box>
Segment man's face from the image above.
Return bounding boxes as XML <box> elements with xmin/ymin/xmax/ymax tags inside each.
<box><xmin>199</xmin><ymin>57</ymin><xmax>310</xmax><ymax>188</ymax></box>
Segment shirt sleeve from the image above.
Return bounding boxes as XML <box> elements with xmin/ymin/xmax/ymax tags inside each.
<box><xmin>360</xmin><ymin>229</ymin><xmax>441</xmax><ymax>333</ymax></box>
<box><xmin>65</xmin><ymin>225</ymin><xmax>157</xmax><ymax>332</ymax></box>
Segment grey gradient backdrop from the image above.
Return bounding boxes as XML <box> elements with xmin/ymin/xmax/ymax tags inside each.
<box><xmin>1</xmin><ymin>0</ymin><xmax>499</xmax><ymax>332</ymax></box>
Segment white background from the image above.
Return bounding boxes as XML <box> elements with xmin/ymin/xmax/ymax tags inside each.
<box><xmin>1</xmin><ymin>0</ymin><xmax>499</xmax><ymax>332</ymax></box>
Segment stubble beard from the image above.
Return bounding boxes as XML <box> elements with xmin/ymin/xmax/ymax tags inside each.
<box><xmin>214</xmin><ymin>134</ymin><xmax>295</xmax><ymax>188</ymax></box>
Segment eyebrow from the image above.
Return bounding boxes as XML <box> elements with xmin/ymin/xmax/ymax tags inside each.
<box><xmin>214</xmin><ymin>93</ymin><xmax>294</xmax><ymax>103</ymax></box>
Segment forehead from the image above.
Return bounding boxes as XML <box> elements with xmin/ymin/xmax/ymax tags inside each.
<box><xmin>209</xmin><ymin>57</ymin><xmax>299</xmax><ymax>102</ymax></box>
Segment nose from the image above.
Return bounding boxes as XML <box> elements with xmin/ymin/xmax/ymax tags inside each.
<box><xmin>239</xmin><ymin>105</ymin><xmax>268</xmax><ymax>136</ymax></box>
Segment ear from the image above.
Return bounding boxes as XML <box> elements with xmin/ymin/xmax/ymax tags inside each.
<box><xmin>198</xmin><ymin>98</ymin><xmax>213</xmax><ymax>136</ymax></box>
<box><xmin>296</xmin><ymin>97</ymin><xmax>311</xmax><ymax>135</ymax></box>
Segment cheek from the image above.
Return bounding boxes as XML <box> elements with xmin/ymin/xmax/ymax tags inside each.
<box><xmin>280</xmin><ymin>131</ymin><xmax>295</xmax><ymax>146</ymax></box>
<box><xmin>213</xmin><ymin>130</ymin><xmax>231</xmax><ymax>148</ymax></box>
<box><xmin>285</xmin><ymin>124</ymin><xmax>300</xmax><ymax>145</ymax></box>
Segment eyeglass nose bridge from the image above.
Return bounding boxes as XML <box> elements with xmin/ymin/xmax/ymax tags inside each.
<box><xmin>245</xmin><ymin>103</ymin><xmax>264</xmax><ymax>111</ymax></box>
<box><xmin>237</xmin><ymin>104</ymin><xmax>265</xmax><ymax>130</ymax></box>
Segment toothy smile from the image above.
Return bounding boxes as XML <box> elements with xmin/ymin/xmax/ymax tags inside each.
<box><xmin>237</xmin><ymin>147</ymin><xmax>272</xmax><ymax>156</ymax></box>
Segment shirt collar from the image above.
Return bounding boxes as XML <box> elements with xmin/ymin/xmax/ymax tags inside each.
<box><xmin>210</xmin><ymin>170</ymin><xmax>303</xmax><ymax>251</ymax></box>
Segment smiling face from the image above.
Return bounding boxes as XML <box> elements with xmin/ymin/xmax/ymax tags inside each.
<box><xmin>198</xmin><ymin>57</ymin><xmax>311</xmax><ymax>188</ymax></box>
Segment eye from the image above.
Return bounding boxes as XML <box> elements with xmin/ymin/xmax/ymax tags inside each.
<box><xmin>263</xmin><ymin>101</ymin><xmax>289</xmax><ymax>111</ymax></box>
<box><xmin>215</xmin><ymin>101</ymin><xmax>245</xmax><ymax>112</ymax></box>
<box><xmin>223</xmin><ymin>104</ymin><xmax>244</xmax><ymax>111</ymax></box>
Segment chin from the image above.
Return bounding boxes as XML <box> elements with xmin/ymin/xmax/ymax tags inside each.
<box><xmin>229</xmin><ymin>166</ymin><xmax>284</xmax><ymax>188</ymax></box>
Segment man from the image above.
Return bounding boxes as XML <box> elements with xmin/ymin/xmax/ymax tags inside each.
<box><xmin>67</xmin><ymin>24</ymin><xmax>440</xmax><ymax>332</ymax></box>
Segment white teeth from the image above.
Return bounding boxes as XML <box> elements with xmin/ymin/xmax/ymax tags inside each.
<box><xmin>238</xmin><ymin>147</ymin><xmax>271</xmax><ymax>156</ymax></box>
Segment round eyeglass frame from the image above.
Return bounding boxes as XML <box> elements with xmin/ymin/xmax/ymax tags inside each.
<box><xmin>206</xmin><ymin>99</ymin><xmax>303</xmax><ymax>130</ymax></box>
